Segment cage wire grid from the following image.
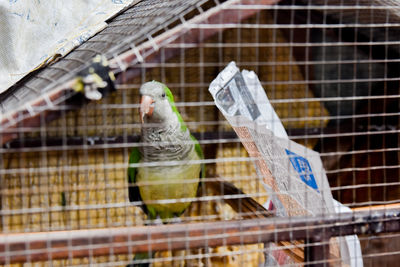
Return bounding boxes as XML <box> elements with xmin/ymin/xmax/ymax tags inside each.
<box><xmin>0</xmin><ymin>0</ymin><xmax>400</xmax><ymax>266</ymax></box>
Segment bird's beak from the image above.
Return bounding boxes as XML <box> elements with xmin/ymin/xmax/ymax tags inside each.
<box><xmin>140</xmin><ymin>95</ymin><xmax>155</xmax><ymax>123</ymax></box>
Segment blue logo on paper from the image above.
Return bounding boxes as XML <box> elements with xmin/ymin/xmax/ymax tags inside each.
<box><xmin>285</xmin><ymin>149</ymin><xmax>319</xmax><ymax>192</ymax></box>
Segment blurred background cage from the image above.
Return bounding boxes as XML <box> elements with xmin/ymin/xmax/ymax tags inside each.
<box><xmin>0</xmin><ymin>0</ymin><xmax>400</xmax><ymax>266</ymax></box>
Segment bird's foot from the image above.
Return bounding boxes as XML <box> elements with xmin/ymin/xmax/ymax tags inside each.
<box><xmin>169</xmin><ymin>216</ymin><xmax>182</xmax><ymax>224</ymax></box>
<box><xmin>147</xmin><ymin>215</ymin><xmax>163</xmax><ymax>225</ymax></box>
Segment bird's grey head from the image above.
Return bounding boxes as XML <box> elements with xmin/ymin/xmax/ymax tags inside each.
<box><xmin>139</xmin><ymin>81</ymin><xmax>174</xmax><ymax>124</ymax></box>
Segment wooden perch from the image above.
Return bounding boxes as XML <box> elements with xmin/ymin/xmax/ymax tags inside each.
<box><xmin>0</xmin><ymin>207</ymin><xmax>400</xmax><ymax>265</ymax></box>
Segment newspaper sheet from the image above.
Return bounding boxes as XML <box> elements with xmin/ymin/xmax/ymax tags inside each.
<box><xmin>209</xmin><ymin>62</ymin><xmax>363</xmax><ymax>266</ymax></box>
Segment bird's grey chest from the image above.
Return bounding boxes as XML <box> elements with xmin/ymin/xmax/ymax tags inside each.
<box><xmin>141</xmin><ymin>126</ymin><xmax>193</xmax><ymax>161</ymax></box>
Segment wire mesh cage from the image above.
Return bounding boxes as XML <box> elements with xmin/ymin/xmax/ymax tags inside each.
<box><xmin>0</xmin><ymin>0</ymin><xmax>400</xmax><ymax>266</ymax></box>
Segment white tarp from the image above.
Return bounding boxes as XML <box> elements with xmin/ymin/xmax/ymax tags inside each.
<box><xmin>0</xmin><ymin>0</ymin><xmax>135</xmax><ymax>94</ymax></box>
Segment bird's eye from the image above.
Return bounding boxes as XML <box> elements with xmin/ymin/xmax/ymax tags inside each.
<box><xmin>161</xmin><ymin>93</ymin><xmax>166</xmax><ymax>98</ymax></box>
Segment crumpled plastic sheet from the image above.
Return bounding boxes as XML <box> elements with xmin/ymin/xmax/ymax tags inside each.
<box><xmin>0</xmin><ymin>0</ymin><xmax>135</xmax><ymax>94</ymax></box>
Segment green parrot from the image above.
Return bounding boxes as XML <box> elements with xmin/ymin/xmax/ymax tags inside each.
<box><xmin>127</xmin><ymin>81</ymin><xmax>204</xmax><ymax>266</ymax></box>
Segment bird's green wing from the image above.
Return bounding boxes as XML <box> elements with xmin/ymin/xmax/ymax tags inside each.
<box><xmin>128</xmin><ymin>147</ymin><xmax>148</xmax><ymax>214</ymax></box>
<box><xmin>191</xmin><ymin>134</ymin><xmax>205</xmax><ymax>179</ymax></box>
